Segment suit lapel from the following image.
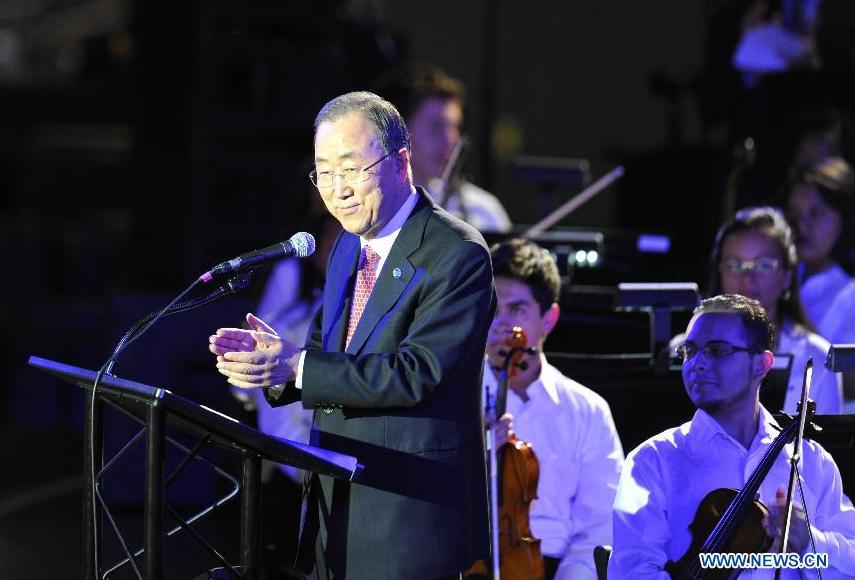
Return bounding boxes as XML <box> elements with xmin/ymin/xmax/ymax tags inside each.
<box><xmin>345</xmin><ymin>191</ymin><xmax>433</xmax><ymax>355</ymax></box>
<box><xmin>323</xmin><ymin>233</ymin><xmax>361</xmax><ymax>352</ymax></box>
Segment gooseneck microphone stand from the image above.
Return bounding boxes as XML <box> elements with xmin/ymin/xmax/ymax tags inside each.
<box><xmin>775</xmin><ymin>358</ymin><xmax>823</xmax><ymax>580</ymax></box>
<box><xmin>86</xmin><ymin>270</ymin><xmax>254</xmax><ymax>580</ymax></box>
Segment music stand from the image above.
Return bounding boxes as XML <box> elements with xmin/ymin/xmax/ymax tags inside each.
<box><xmin>615</xmin><ymin>282</ymin><xmax>700</xmax><ymax>364</ymax></box>
<box><xmin>826</xmin><ymin>344</ymin><xmax>855</xmax><ymax>372</ymax></box>
<box><xmin>28</xmin><ymin>355</ymin><xmax>362</xmax><ymax>580</ymax></box>
<box><xmin>760</xmin><ymin>353</ymin><xmax>793</xmax><ymax>414</ymax></box>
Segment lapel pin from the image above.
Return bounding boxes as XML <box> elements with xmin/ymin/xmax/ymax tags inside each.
<box><xmin>392</xmin><ymin>267</ymin><xmax>402</xmax><ymax>279</ymax></box>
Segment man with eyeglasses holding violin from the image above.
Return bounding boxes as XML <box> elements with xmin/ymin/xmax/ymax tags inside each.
<box><xmin>609</xmin><ymin>294</ymin><xmax>855</xmax><ymax>579</ymax></box>
<box><xmin>209</xmin><ymin>91</ymin><xmax>496</xmax><ymax>579</ymax></box>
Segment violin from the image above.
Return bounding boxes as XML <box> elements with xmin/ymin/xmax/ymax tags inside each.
<box><xmin>468</xmin><ymin>327</ymin><xmax>544</xmax><ymax>579</ymax></box>
<box><xmin>666</xmin><ymin>362</ymin><xmax>815</xmax><ymax>579</ymax></box>
<box><xmin>496</xmin><ymin>328</ymin><xmax>544</xmax><ymax>580</ymax></box>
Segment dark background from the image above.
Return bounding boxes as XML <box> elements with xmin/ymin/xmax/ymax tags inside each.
<box><xmin>1</xmin><ymin>1</ymin><xmax>853</xmax><ymax>577</ymax></box>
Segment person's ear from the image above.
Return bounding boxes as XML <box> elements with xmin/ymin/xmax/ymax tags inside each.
<box><xmin>754</xmin><ymin>350</ymin><xmax>774</xmax><ymax>380</ymax></box>
<box><xmin>542</xmin><ymin>303</ymin><xmax>560</xmax><ymax>335</ymax></box>
<box><xmin>396</xmin><ymin>147</ymin><xmax>411</xmax><ymax>180</ymax></box>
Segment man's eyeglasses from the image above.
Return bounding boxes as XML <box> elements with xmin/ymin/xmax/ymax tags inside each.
<box><xmin>675</xmin><ymin>340</ymin><xmax>758</xmax><ymax>362</ymax></box>
<box><xmin>309</xmin><ymin>150</ymin><xmax>394</xmax><ymax>189</ymax></box>
<box><xmin>719</xmin><ymin>257</ymin><xmax>780</xmax><ymax>275</ymax></box>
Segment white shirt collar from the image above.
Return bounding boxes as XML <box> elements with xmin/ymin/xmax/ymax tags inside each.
<box><xmin>688</xmin><ymin>405</ymin><xmax>779</xmax><ymax>452</ymax></box>
<box><xmin>359</xmin><ymin>188</ymin><xmax>418</xmax><ymax>270</ymax></box>
<box><xmin>483</xmin><ymin>352</ymin><xmax>561</xmax><ymax>407</ymax></box>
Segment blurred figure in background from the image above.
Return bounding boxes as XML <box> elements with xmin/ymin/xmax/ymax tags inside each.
<box><xmin>783</xmin><ymin>156</ymin><xmax>855</xmax><ymax>410</ymax></box>
<box><xmin>732</xmin><ymin>0</ymin><xmax>821</xmax><ymax>84</ymax></box>
<box><xmin>734</xmin><ymin>107</ymin><xmax>847</xmax><ymax>211</ymax></box>
<box><xmin>233</xmin><ymin>211</ymin><xmax>341</xmax><ymax>578</ymax></box>
<box><xmin>708</xmin><ymin>205</ymin><xmax>843</xmax><ymax>413</ymax></box>
<box><xmin>374</xmin><ymin>62</ymin><xmax>512</xmax><ymax>233</ymax></box>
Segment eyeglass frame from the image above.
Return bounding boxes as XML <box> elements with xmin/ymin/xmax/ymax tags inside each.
<box><xmin>718</xmin><ymin>257</ymin><xmax>781</xmax><ymax>275</ymax></box>
<box><xmin>674</xmin><ymin>340</ymin><xmax>760</xmax><ymax>362</ymax></box>
<box><xmin>309</xmin><ymin>149</ymin><xmax>396</xmax><ymax>189</ymax></box>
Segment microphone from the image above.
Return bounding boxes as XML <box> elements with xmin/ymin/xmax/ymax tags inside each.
<box><xmin>220</xmin><ymin>270</ymin><xmax>254</xmax><ymax>294</ymax></box>
<box><xmin>200</xmin><ymin>231</ymin><xmax>316</xmax><ymax>282</ymax></box>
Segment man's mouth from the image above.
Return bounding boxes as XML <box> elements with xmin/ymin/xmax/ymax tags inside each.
<box><xmin>338</xmin><ymin>204</ymin><xmax>360</xmax><ymax>216</ymax></box>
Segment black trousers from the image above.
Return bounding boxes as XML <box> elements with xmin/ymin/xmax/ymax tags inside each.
<box><xmin>460</xmin><ymin>556</ymin><xmax>560</xmax><ymax>580</ymax></box>
<box><xmin>543</xmin><ymin>555</ymin><xmax>560</xmax><ymax>579</ymax></box>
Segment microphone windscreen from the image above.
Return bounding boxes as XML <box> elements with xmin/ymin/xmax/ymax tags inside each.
<box><xmin>290</xmin><ymin>232</ymin><xmax>316</xmax><ymax>258</ymax></box>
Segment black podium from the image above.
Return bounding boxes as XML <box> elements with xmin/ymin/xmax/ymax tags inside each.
<box><xmin>28</xmin><ymin>355</ymin><xmax>362</xmax><ymax>580</ymax></box>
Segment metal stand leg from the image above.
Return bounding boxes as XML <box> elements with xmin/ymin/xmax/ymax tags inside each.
<box><xmin>83</xmin><ymin>395</ymin><xmax>103</xmax><ymax>580</ymax></box>
<box><xmin>144</xmin><ymin>404</ymin><xmax>166</xmax><ymax>580</ymax></box>
<box><xmin>241</xmin><ymin>451</ymin><xmax>262</xmax><ymax>580</ymax></box>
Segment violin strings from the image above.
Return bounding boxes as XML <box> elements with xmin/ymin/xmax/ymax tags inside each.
<box><xmin>684</xmin><ymin>421</ymin><xmax>799</xmax><ymax>578</ymax></box>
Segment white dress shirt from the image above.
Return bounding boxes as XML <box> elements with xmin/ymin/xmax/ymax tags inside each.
<box><xmin>800</xmin><ymin>263</ymin><xmax>855</xmax><ymax>345</ymax></box>
<box><xmin>430</xmin><ymin>179</ymin><xmax>512</xmax><ymax>234</ymax></box>
<box><xmin>483</xmin><ymin>356</ymin><xmax>624</xmax><ymax>580</ymax></box>
<box><xmin>778</xmin><ymin>318</ymin><xmax>842</xmax><ymax>415</ymax></box>
<box><xmin>609</xmin><ymin>407</ymin><xmax>855</xmax><ymax>579</ymax></box>
<box><xmin>799</xmin><ymin>264</ymin><xmax>855</xmax><ymax>342</ymax></box>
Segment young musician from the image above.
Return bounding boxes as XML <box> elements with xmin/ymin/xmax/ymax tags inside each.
<box><xmin>784</xmin><ymin>156</ymin><xmax>855</xmax><ymax>410</ymax></box>
<box><xmin>375</xmin><ymin>63</ymin><xmax>511</xmax><ymax>233</ymax></box>
<box><xmin>709</xmin><ymin>206</ymin><xmax>842</xmax><ymax>413</ymax></box>
<box><xmin>610</xmin><ymin>294</ymin><xmax>855</xmax><ymax>579</ymax></box>
<box><xmin>486</xmin><ymin>238</ymin><xmax>624</xmax><ymax>580</ymax></box>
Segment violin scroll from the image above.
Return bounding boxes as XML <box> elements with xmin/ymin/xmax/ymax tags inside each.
<box><xmin>500</xmin><ymin>327</ymin><xmax>537</xmax><ymax>378</ymax></box>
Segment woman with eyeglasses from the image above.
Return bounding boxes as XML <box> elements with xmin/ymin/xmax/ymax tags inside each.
<box><xmin>708</xmin><ymin>205</ymin><xmax>843</xmax><ymax>414</ymax></box>
<box><xmin>783</xmin><ymin>157</ymin><xmax>855</xmax><ymax>411</ymax></box>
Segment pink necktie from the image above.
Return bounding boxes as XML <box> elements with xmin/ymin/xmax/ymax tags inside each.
<box><xmin>346</xmin><ymin>245</ymin><xmax>380</xmax><ymax>348</ymax></box>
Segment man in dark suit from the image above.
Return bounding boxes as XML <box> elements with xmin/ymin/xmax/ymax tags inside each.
<box><xmin>209</xmin><ymin>91</ymin><xmax>495</xmax><ymax>579</ymax></box>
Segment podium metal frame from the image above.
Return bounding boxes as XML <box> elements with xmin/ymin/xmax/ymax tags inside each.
<box><xmin>28</xmin><ymin>355</ymin><xmax>362</xmax><ymax>580</ymax></box>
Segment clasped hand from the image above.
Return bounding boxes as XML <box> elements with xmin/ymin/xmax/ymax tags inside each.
<box><xmin>208</xmin><ymin>313</ymin><xmax>301</xmax><ymax>389</ymax></box>
<box><xmin>763</xmin><ymin>487</ymin><xmax>810</xmax><ymax>555</ymax></box>
<box><xmin>489</xmin><ymin>412</ymin><xmax>515</xmax><ymax>445</ymax></box>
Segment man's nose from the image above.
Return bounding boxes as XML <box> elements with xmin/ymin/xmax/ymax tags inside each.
<box><xmin>730</xmin><ymin>272</ymin><xmax>757</xmax><ymax>292</ymax></box>
<box><xmin>687</xmin><ymin>351</ymin><xmax>711</xmax><ymax>371</ymax></box>
<box><xmin>333</xmin><ymin>175</ymin><xmax>353</xmax><ymax>197</ymax></box>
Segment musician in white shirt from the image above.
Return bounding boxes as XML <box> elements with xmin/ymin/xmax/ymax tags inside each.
<box><xmin>610</xmin><ymin>294</ymin><xmax>855</xmax><ymax>579</ymax></box>
<box><xmin>486</xmin><ymin>238</ymin><xmax>624</xmax><ymax>580</ymax></box>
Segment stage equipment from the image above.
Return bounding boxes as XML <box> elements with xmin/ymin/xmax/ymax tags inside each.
<box><xmin>28</xmin><ymin>356</ymin><xmax>360</xmax><ymax>580</ymax></box>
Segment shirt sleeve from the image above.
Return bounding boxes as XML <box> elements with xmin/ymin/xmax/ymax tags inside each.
<box><xmin>608</xmin><ymin>445</ymin><xmax>673</xmax><ymax>580</ymax></box>
<box><xmin>555</xmin><ymin>398</ymin><xmax>625</xmax><ymax>580</ymax></box>
<box><xmin>804</xmin><ymin>443</ymin><xmax>855</xmax><ymax>576</ymax></box>
<box><xmin>295</xmin><ymin>350</ymin><xmax>306</xmax><ymax>389</ymax></box>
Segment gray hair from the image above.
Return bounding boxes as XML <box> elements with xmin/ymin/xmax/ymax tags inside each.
<box><xmin>314</xmin><ymin>91</ymin><xmax>411</xmax><ymax>154</ymax></box>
